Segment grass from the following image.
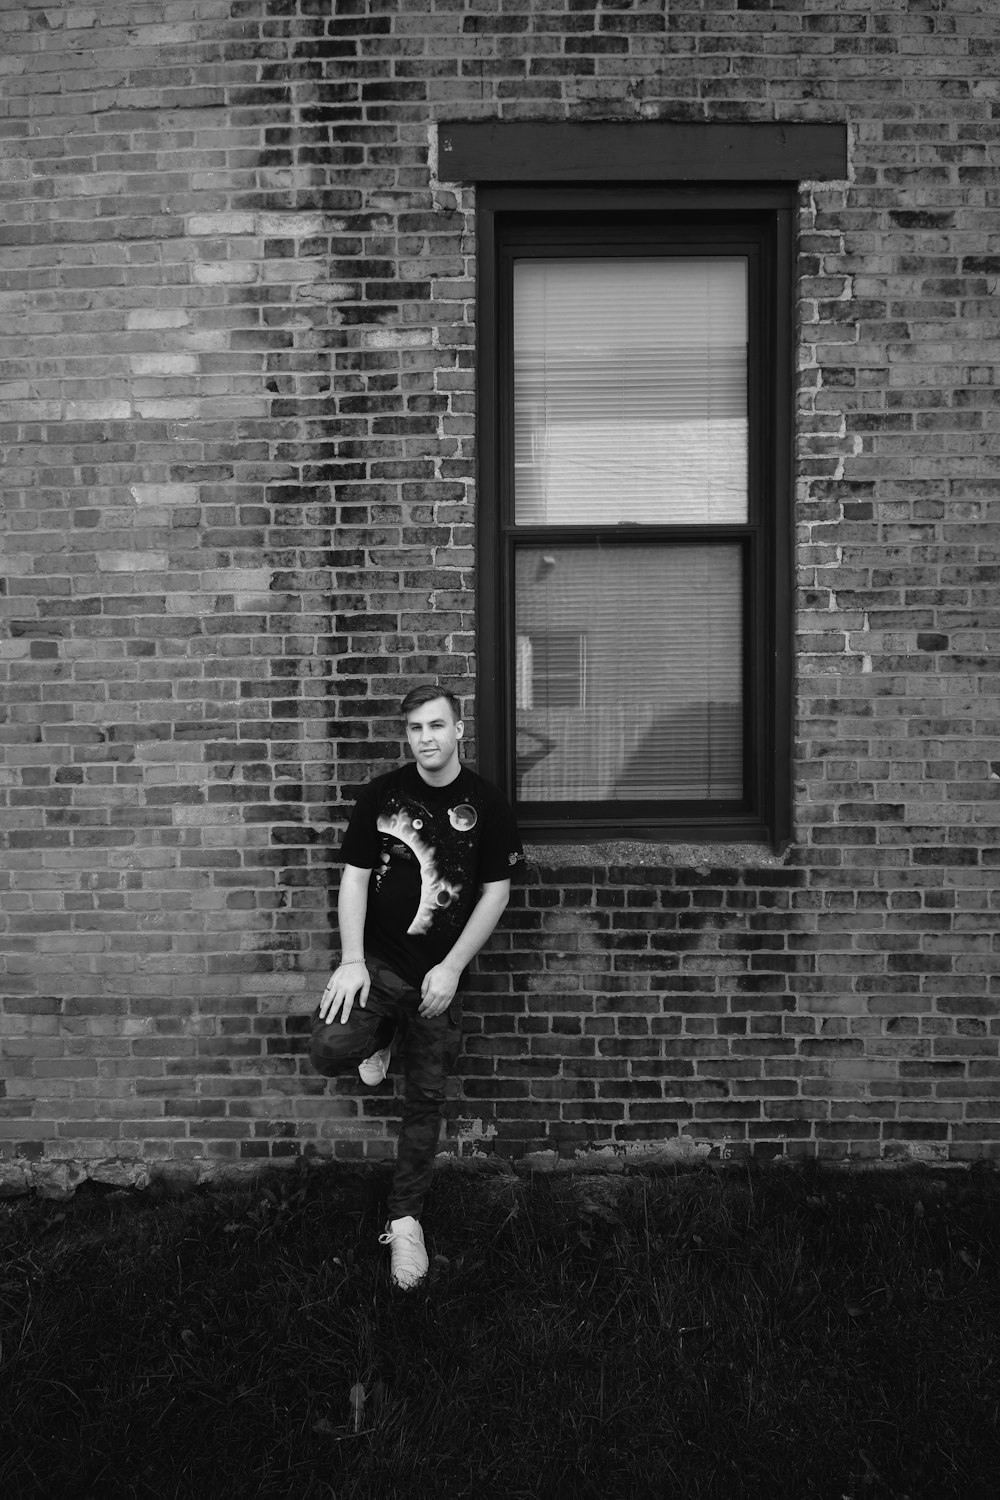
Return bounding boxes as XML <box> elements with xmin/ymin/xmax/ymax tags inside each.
<box><xmin>1</xmin><ymin>1161</ymin><xmax>1000</xmax><ymax>1500</ymax></box>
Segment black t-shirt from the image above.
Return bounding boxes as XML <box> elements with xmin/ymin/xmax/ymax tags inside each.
<box><xmin>340</xmin><ymin>761</ymin><xmax>524</xmax><ymax>989</ymax></box>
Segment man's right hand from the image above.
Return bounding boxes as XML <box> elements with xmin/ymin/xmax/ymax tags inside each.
<box><xmin>319</xmin><ymin>961</ymin><xmax>370</xmax><ymax>1025</ymax></box>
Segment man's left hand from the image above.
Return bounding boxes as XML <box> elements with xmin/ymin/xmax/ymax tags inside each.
<box><xmin>419</xmin><ymin>962</ymin><xmax>460</xmax><ymax>1017</ymax></box>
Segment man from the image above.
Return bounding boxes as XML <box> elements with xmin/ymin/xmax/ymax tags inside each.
<box><xmin>311</xmin><ymin>685</ymin><xmax>524</xmax><ymax>1289</ymax></box>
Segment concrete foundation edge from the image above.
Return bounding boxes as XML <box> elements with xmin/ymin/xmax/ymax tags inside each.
<box><xmin>0</xmin><ymin>1137</ymin><xmax>987</xmax><ymax>1201</ymax></box>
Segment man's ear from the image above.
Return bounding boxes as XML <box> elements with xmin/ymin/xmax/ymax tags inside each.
<box><xmin>456</xmin><ymin>720</ymin><xmax>464</xmax><ymax>739</ymax></box>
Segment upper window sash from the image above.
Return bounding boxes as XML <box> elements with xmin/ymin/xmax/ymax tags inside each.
<box><xmin>512</xmin><ymin>254</ymin><xmax>749</xmax><ymax>530</ymax></box>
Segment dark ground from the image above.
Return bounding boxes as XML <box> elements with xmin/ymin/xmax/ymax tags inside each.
<box><xmin>1</xmin><ymin>1160</ymin><xmax>999</xmax><ymax>1499</ymax></box>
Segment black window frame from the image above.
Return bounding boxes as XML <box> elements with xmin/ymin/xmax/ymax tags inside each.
<box><xmin>476</xmin><ymin>183</ymin><xmax>795</xmax><ymax>850</ymax></box>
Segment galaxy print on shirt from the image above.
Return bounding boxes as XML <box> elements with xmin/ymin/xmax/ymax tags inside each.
<box><xmin>374</xmin><ymin>796</ymin><xmax>480</xmax><ymax>936</ymax></box>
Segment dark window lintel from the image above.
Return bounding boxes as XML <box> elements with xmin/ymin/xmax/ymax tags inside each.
<box><xmin>439</xmin><ymin>121</ymin><xmax>848</xmax><ymax>184</ymax></box>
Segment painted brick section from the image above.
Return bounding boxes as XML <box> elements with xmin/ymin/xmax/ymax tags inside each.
<box><xmin>1</xmin><ymin>0</ymin><xmax>999</xmax><ymax>1181</ymax></box>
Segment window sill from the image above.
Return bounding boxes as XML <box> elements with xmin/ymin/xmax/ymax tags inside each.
<box><xmin>522</xmin><ymin>839</ymin><xmax>792</xmax><ymax>872</ymax></box>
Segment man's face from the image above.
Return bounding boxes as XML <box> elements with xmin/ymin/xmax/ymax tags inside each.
<box><xmin>405</xmin><ymin>697</ymin><xmax>463</xmax><ymax>779</ymax></box>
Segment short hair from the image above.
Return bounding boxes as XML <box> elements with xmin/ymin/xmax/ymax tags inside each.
<box><xmin>400</xmin><ymin>684</ymin><xmax>462</xmax><ymax>722</ymax></box>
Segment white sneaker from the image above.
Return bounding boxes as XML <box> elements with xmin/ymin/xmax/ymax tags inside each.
<box><xmin>358</xmin><ymin>1045</ymin><xmax>391</xmax><ymax>1086</ymax></box>
<box><xmin>378</xmin><ymin>1216</ymin><xmax>428</xmax><ymax>1290</ymax></box>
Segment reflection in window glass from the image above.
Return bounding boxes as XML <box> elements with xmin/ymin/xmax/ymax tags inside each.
<box><xmin>514</xmin><ymin>545</ymin><xmax>743</xmax><ymax>802</ymax></box>
<box><xmin>515</xmin><ymin>631</ymin><xmax>586</xmax><ymax>711</ymax></box>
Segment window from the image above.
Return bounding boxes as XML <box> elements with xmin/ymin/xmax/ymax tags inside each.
<box><xmin>476</xmin><ymin>183</ymin><xmax>796</xmax><ymax>847</ymax></box>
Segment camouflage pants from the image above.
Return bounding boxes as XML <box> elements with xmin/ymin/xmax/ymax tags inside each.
<box><xmin>309</xmin><ymin>955</ymin><xmax>462</xmax><ymax>1221</ymax></box>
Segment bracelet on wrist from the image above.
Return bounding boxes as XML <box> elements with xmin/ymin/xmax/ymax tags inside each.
<box><xmin>339</xmin><ymin>959</ymin><xmax>367</xmax><ymax>968</ymax></box>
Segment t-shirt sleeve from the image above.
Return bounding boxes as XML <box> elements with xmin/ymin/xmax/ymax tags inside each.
<box><xmin>478</xmin><ymin>789</ymin><xmax>525</xmax><ymax>884</ymax></box>
<box><xmin>339</xmin><ymin>781</ymin><xmax>381</xmax><ymax>869</ymax></box>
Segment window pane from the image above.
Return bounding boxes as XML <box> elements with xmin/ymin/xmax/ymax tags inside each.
<box><xmin>514</xmin><ymin>545</ymin><xmax>742</xmax><ymax>802</ymax></box>
<box><xmin>514</xmin><ymin>258</ymin><xmax>747</xmax><ymax>526</ymax></box>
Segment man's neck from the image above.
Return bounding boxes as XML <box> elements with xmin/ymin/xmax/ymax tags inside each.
<box><xmin>415</xmin><ymin>759</ymin><xmax>462</xmax><ymax>789</ymax></box>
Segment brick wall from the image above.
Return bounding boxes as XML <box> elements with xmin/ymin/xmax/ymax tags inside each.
<box><xmin>1</xmin><ymin>0</ymin><xmax>998</xmax><ymax>1190</ymax></box>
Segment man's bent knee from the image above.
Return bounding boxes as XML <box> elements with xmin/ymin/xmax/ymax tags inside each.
<box><xmin>309</xmin><ymin>1012</ymin><xmax>365</xmax><ymax>1075</ymax></box>
<box><xmin>310</xmin><ymin>1046</ymin><xmax>343</xmax><ymax>1078</ymax></box>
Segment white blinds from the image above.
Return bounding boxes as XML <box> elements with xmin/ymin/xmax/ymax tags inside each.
<box><xmin>513</xmin><ymin>257</ymin><xmax>748</xmax><ymax>526</ymax></box>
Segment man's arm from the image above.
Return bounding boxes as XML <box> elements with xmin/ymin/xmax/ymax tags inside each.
<box><xmin>318</xmin><ymin>864</ymin><xmax>372</xmax><ymax>1025</ymax></box>
<box><xmin>419</xmin><ymin>878</ymin><xmax>511</xmax><ymax>1018</ymax></box>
